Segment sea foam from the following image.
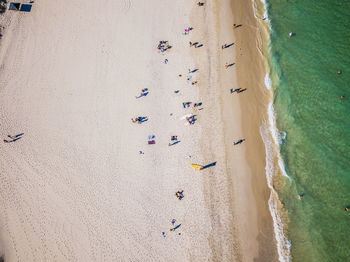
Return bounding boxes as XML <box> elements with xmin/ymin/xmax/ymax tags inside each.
<box><xmin>261</xmin><ymin>122</ymin><xmax>291</xmax><ymax>262</ymax></box>
<box><xmin>264</xmin><ymin>73</ymin><xmax>272</xmax><ymax>90</ymax></box>
<box><xmin>254</xmin><ymin>0</ymin><xmax>292</xmax><ymax>260</ymax></box>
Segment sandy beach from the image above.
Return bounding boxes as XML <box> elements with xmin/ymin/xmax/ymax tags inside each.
<box><xmin>0</xmin><ymin>0</ymin><xmax>276</xmax><ymax>261</ymax></box>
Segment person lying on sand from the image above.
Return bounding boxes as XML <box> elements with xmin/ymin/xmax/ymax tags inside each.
<box><xmin>131</xmin><ymin>116</ymin><xmax>148</xmax><ymax>124</ymax></box>
<box><xmin>135</xmin><ymin>88</ymin><xmax>149</xmax><ymax>98</ymax></box>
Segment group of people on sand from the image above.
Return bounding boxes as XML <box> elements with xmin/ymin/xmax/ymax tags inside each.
<box><xmin>153</xmin><ymin>2</ymin><xmax>251</xmax><ymax>239</ymax></box>
<box><xmin>186</xmin><ymin>114</ymin><xmax>197</xmax><ymax>125</ymax></box>
<box><xmin>158</xmin><ymin>41</ymin><xmax>171</xmax><ymax>53</ymax></box>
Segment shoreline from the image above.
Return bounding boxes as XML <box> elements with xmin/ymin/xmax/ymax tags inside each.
<box><xmin>190</xmin><ymin>0</ymin><xmax>278</xmax><ymax>261</ymax></box>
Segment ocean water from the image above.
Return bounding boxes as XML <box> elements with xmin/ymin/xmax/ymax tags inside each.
<box><xmin>265</xmin><ymin>0</ymin><xmax>350</xmax><ymax>261</ymax></box>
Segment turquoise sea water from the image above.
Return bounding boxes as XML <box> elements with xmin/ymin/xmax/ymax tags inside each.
<box><xmin>266</xmin><ymin>0</ymin><xmax>350</xmax><ymax>261</ymax></box>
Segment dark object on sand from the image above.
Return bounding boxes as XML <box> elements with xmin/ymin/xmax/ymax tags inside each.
<box><xmin>9</xmin><ymin>2</ymin><xmax>20</xmax><ymax>10</ymax></box>
<box><xmin>4</xmin><ymin>133</ymin><xmax>24</xmax><ymax>143</ymax></box>
<box><xmin>233</xmin><ymin>139</ymin><xmax>245</xmax><ymax>146</ymax></box>
<box><xmin>20</xmin><ymin>4</ymin><xmax>32</xmax><ymax>12</ymax></box>
<box><xmin>237</xmin><ymin>88</ymin><xmax>247</xmax><ymax>93</ymax></box>
<box><xmin>175</xmin><ymin>190</ymin><xmax>184</xmax><ymax>200</ymax></box>
<box><xmin>197</xmin><ymin>2</ymin><xmax>204</xmax><ymax>6</ymax></box>
<box><xmin>222</xmin><ymin>43</ymin><xmax>234</xmax><ymax>49</ymax></box>
<box><xmin>0</xmin><ymin>0</ymin><xmax>7</xmax><ymax>13</ymax></box>
<box><xmin>170</xmin><ymin>224</ymin><xmax>182</xmax><ymax>231</ymax></box>
<box><xmin>132</xmin><ymin>116</ymin><xmax>148</xmax><ymax>124</ymax></box>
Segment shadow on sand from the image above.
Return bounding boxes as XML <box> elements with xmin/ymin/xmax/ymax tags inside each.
<box><xmin>201</xmin><ymin>162</ymin><xmax>217</xmax><ymax>170</ymax></box>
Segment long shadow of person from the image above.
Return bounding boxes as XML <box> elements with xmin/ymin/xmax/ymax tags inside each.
<box><xmin>201</xmin><ymin>162</ymin><xmax>217</xmax><ymax>170</ymax></box>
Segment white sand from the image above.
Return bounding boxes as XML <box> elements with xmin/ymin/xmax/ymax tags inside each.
<box><xmin>0</xmin><ymin>0</ymin><xmax>213</xmax><ymax>261</ymax></box>
<box><xmin>0</xmin><ymin>0</ymin><xmax>276</xmax><ymax>261</ymax></box>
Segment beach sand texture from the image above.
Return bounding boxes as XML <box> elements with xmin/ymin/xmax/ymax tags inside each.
<box><xmin>0</xmin><ymin>0</ymin><xmax>276</xmax><ymax>261</ymax></box>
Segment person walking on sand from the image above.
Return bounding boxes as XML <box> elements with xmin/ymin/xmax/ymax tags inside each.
<box><xmin>225</xmin><ymin>63</ymin><xmax>229</xmax><ymax>69</ymax></box>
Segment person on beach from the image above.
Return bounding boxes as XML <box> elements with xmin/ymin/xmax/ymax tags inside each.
<box><xmin>184</xmin><ymin>27</ymin><xmax>193</xmax><ymax>35</ymax></box>
<box><xmin>170</xmin><ymin>224</ymin><xmax>181</xmax><ymax>232</ymax></box>
<box><xmin>233</xmin><ymin>139</ymin><xmax>245</xmax><ymax>145</ymax></box>
<box><xmin>131</xmin><ymin>116</ymin><xmax>148</xmax><ymax>124</ymax></box>
<box><xmin>230</xmin><ymin>88</ymin><xmax>241</xmax><ymax>94</ymax></box>
<box><xmin>192</xmin><ymin>81</ymin><xmax>198</xmax><ymax>85</ymax></box>
<box><xmin>193</xmin><ymin>102</ymin><xmax>202</xmax><ymax>107</ymax></box>
<box><xmin>186</xmin><ymin>115</ymin><xmax>196</xmax><ymax>125</ymax></box>
<box><xmin>237</xmin><ymin>88</ymin><xmax>247</xmax><ymax>93</ymax></box>
<box><xmin>169</xmin><ymin>136</ymin><xmax>180</xmax><ymax>146</ymax></box>
<box><xmin>197</xmin><ymin>2</ymin><xmax>204</xmax><ymax>6</ymax></box>
<box><xmin>225</xmin><ymin>62</ymin><xmax>235</xmax><ymax>69</ymax></box>
<box><xmin>189</xmin><ymin>68</ymin><xmax>199</xmax><ymax>73</ymax></box>
<box><xmin>222</xmin><ymin>43</ymin><xmax>234</xmax><ymax>49</ymax></box>
<box><xmin>176</xmin><ymin>190</ymin><xmax>184</xmax><ymax>200</ymax></box>
<box><xmin>183</xmin><ymin>102</ymin><xmax>191</xmax><ymax>108</ymax></box>
<box><xmin>135</xmin><ymin>88</ymin><xmax>149</xmax><ymax>98</ymax></box>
